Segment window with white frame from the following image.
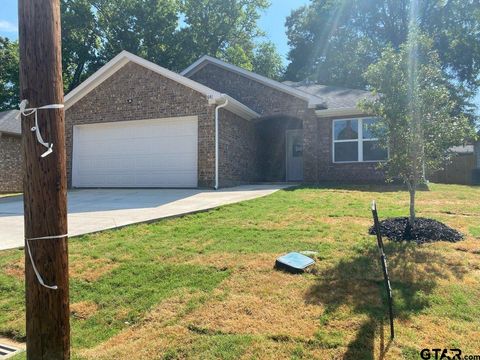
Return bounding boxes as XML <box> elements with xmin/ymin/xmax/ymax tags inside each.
<box><xmin>333</xmin><ymin>117</ymin><xmax>388</xmax><ymax>163</ymax></box>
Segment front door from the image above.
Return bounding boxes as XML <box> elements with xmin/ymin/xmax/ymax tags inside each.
<box><xmin>286</xmin><ymin>129</ymin><xmax>304</xmax><ymax>181</ymax></box>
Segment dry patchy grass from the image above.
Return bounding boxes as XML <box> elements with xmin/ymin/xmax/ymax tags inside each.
<box><xmin>69</xmin><ymin>256</ymin><xmax>119</xmax><ymax>282</ymax></box>
<box><xmin>71</xmin><ymin>301</ymin><xmax>99</xmax><ymax>320</ymax></box>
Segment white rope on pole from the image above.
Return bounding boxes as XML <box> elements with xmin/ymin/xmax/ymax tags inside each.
<box><xmin>18</xmin><ymin>99</ymin><xmax>64</xmax><ymax>158</ymax></box>
<box><xmin>25</xmin><ymin>234</ymin><xmax>68</xmax><ymax>290</ymax></box>
<box><xmin>18</xmin><ymin>99</ymin><xmax>67</xmax><ymax>289</ymax></box>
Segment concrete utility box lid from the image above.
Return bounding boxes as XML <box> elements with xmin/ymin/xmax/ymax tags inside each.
<box><xmin>275</xmin><ymin>252</ymin><xmax>315</xmax><ymax>273</ymax></box>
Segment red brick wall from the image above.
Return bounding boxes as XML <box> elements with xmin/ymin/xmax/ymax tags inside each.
<box><xmin>189</xmin><ymin>64</ymin><xmax>311</xmax><ymax>119</ymax></box>
<box><xmin>0</xmin><ymin>134</ymin><xmax>23</xmax><ymax>193</ymax></box>
<box><xmin>218</xmin><ymin>109</ymin><xmax>258</xmax><ymax>186</ymax></box>
<box><xmin>65</xmin><ymin>62</ymin><xmax>216</xmax><ymax>188</ymax></box>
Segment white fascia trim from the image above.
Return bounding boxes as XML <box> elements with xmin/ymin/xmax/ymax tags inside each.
<box><xmin>315</xmin><ymin>107</ymin><xmax>365</xmax><ymax>118</ymax></box>
<box><xmin>0</xmin><ymin>130</ymin><xmax>21</xmax><ymax>137</ymax></box>
<box><xmin>181</xmin><ymin>55</ymin><xmax>325</xmax><ymax>108</ymax></box>
<box><xmin>221</xmin><ymin>95</ymin><xmax>260</xmax><ymax>120</ymax></box>
<box><xmin>65</xmin><ymin>50</ymin><xmax>223</xmax><ymax>110</ymax></box>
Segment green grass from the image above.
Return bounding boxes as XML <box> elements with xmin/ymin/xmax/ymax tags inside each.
<box><xmin>2</xmin><ymin>183</ymin><xmax>480</xmax><ymax>359</ymax></box>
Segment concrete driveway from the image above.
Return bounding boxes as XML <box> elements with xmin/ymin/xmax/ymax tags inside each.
<box><xmin>0</xmin><ymin>184</ymin><xmax>288</xmax><ymax>251</ymax></box>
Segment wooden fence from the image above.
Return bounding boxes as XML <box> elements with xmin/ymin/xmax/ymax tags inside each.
<box><xmin>429</xmin><ymin>153</ymin><xmax>476</xmax><ymax>185</ymax></box>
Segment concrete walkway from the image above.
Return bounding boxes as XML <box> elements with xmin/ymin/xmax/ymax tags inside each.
<box><xmin>0</xmin><ymin>184</ymin><xmax>288</xmax><ymax>251</ymax></box>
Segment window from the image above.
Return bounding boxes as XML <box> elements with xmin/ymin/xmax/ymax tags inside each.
<box><xmin>333</xmin><ymin>117</ymin><xmax>388</xmax><ymax>163</ymax></box>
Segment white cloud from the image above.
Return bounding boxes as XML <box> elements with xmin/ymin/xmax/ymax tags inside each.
<box><xmin>0</xmin><ymin>20</ymin><xmax>18</xmax><ymax>33</ymax></box>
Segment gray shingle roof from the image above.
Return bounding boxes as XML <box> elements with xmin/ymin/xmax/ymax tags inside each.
<box><xmin>283</xmin><ymin>81</ymin><xmax>376</xmax><ymax>109</ymax></box>
<box><xmin>450</xmin><ymin>145</ymin><xmax>474</xmax><ymax>154</ymax></box>
<box><xmin>0</xmin><ymin>110</ymin><xmax>21</xmax><ymax>135</ymax></box>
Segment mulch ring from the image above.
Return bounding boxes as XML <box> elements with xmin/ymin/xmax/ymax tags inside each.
<box><xmin>369</xmin><ymin>217</ymin><xmax>463</xmax><ymax>244</ymax></box>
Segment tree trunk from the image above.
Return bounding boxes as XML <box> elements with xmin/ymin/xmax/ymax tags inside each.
<box><xmin>68</xmin><ymin>61</ymin><xmax>85</xmax><ymax>92</ymax></box>
<box><xmin>408</xmin><ymin>181</ymin><xmax>416</xmax><ymax>228</ymax></box>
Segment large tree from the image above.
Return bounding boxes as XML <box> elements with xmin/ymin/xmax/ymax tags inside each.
<box><xmin>176</xmin><ymin>0</ymin><xmax>271</xmax><ymax>70</ymax></box>
<box><xmin>360</xmin><ymin>32</ymin><xmax>475</xmax><ymax>226</ymax></box>
<box><xmin>0</xmin><ymin>37</ymin><xmax>19</xmax><ymax>111</ymax></box>
<box><xmin>61</xmin><ymin>0</ymin><xmax>100</xmax><ymax>91</ymax></box>
<box><xmin>252</xmin><ymin>41</ymin><xmax>284</xmax><ymax>80</ymax></box>
<box><xmin>93</xmin><ymin>0</ymin><xmax>180</xmax><ymax>69</ymax></box>
<box><xmin>285</xmin><ymin>0</ymin><xmax>480</xmax><ymax>115</ymax></box>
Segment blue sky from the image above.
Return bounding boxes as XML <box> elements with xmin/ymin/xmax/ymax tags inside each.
<box><xmin>0</xmin><ymin>0</ymin><xmax>479</xmax><ymax>112</ymax></box>
<box><xmin>258</xmin><ymin>1</ymin><xmax>310</xmax><ymax>63</ymax></box>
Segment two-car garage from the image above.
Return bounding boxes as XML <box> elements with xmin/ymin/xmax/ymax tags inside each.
<box><xmin>72</xmin><ymin>116</ymin><xmax>198</xmax><ymax>188</ymax></box>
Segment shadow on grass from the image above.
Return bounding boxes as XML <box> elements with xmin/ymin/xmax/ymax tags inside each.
<box><xmin>305</xmin><ymin>241</ymin><xmax>467</xmax><ymax>359</ymax></box>
<box><xmin>283</xmin><ymin>182</ymin><xmax>430</xmax><ymax>193</ymax></box>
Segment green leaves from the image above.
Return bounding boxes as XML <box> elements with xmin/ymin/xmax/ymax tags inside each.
<box><xmin>360</xmin><ymin>32</ymin><xmax>476</xmax><ymax>187</ymax></box>
<box><xmin>177</xmin><ymin>0</ymin><xmax>272</xmax><ymax>70</ymax></box>
<box><xmin>0</xmin><ymin>37</ymin><xmax>19</xmax><ymax>111</ymax></box>
<box><xmin>285</xmin><ymin>0</ymin><xmax>480</xmax><ymax>101</ymax></box>
<box><xmin>252</xmin><ymin>41</ymin><xmax>284</xmax><ymax>80</ymax></box>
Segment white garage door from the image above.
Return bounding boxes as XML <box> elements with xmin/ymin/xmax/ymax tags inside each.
<box><xmin>72</xmin><ymin>116</ymin><xmax>198</xmax><ymax>188</ymax></box>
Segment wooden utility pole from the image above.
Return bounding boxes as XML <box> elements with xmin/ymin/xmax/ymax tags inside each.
<box><xmin>18</xmin><ymin>0</ymin><xmax>70</xmax><ymax>359</ymax></box>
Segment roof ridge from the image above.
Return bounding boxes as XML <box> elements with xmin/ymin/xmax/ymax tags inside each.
<box><xmin>284</xmin><ymin>80</ymin><xmax>371</xmax><ymax>93</ymax></box>
<box><xmin>181</xmin><ymin>55</ymin><xmax>325</xmax><ymax>108</ymax></box>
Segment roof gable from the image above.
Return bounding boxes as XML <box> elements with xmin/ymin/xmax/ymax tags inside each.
<box><xmin>65</xmin><ymin>51</ymin><xmax>259</xmax><ymax>120</ymax></box>
<box><xmin>181</xmin><ymin>55</ymin><xmax>325</xmax><ymax>109</ymax></box>
<box><xmin>0</xmin><ymin>110</ymin><xmax>21</xmax><ymax>136</ymax></box>
<box><xmin>65</xmin><ymin>51</ymin><xmax>222</xmax><ymax>109</ymax></box>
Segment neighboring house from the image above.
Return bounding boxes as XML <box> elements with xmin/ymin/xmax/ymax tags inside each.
<box><xmin>0</xmin><ymin>110</ymin><xmax>22</xmax><ymax>193</ymax></box>
<box><xmin>2</xmin><ymin>50</ymin><xmax>386</xmax><ymax>191</ymax></box>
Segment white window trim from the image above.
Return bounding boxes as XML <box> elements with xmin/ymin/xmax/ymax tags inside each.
<box><xmin>332</xmin><ymin>117</ymin><xmax>387</xmax><ymax>163</ymax></box>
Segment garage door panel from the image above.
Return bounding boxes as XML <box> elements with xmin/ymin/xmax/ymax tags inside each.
<box><xmin>73</xmin><ymin>117</ymin><xmax>198</xmax><ymax>188</ymax></box>
<box><xmin>76</xmin><ymin>136</ymin><xmax>197</xmax><ymax>156</ymax></box>
<box><xmin>135</xmin><ymin>171</ymin><xmax>197</xmax><ymax>187</ymax></box>
<box><xmin>135</xmin><ymin>154</ymin><xmax>197</xmax><ymax>170</ymax></box>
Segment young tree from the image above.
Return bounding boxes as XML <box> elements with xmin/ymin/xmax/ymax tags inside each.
<box><xmin>360</xmin><ymin>33</ymin><xmax>476</xmax><ymax>227</ymax></box>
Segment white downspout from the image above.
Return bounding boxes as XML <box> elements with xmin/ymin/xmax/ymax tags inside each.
<box><xmin>214</xmin><ymin>95</ymin><xmax>228</xmax><ymax>190</ymax></box>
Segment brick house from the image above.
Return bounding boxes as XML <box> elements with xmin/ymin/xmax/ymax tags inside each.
<box><xmin>0</xmin><ymin>110</ymin><xmax>22</xmax><ymax>192</ymax></box>
<box><xmin>1</xmin><ymin>51</ymin><xmax>387</xmax><ymax>191</ymax></box>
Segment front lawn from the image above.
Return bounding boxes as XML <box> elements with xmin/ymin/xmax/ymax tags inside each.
<box><xmin>1</xmin><ymin>184</ymin><xmax>480</xmax><ymax>359</ymax></box>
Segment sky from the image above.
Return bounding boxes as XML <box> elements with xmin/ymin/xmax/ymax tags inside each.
<box><xmin>0</xmin><ymin>0</ymin><xmax>479</xmax><ymax>111</ymax></box>
<box><xmin>258</xmin><ymin>0</ymin><xmax>310</xmax><ymax>63</ymax></box>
